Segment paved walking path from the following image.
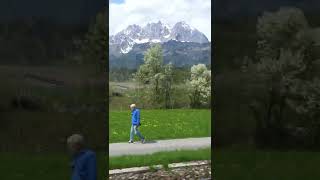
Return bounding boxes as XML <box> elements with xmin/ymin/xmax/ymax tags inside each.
<box><xmin>109</xmin><ymin>137</ymin><xmax>211</xmax><ymax>157</ymax></box>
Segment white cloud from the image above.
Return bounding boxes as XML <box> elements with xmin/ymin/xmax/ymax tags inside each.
<box><xmin>109</xmin><ymin>0</ymin><xmax>211</xmax><ymax>40</ymax></box>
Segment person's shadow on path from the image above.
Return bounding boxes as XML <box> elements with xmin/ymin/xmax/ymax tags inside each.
<box><xmin>143</xmin><ymin>140</ymin><xmax>157</xmax><ymax>144</ymax></box>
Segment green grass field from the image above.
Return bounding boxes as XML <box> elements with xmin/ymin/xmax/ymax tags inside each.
<box><xmin>214</xmin><ymin>149</ymin><xmax>320</xmax><ymax>180</ymax></box>
<box><xmin>109</xmin><ymin>148</ymin><xmax>211</xmax><ymax>170</ymax></box>
<box><xmin>0</xmin><ymin>152</ymin><xmax>107</xmax><ymax>180</ymax></box>
<box><xmin>109</xmin><ymin>109</ymin><xmax>211</xmax><ymax>143</ymax></box>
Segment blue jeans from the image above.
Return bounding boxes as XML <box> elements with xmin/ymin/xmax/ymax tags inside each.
<box><xmin>130</xmin><ymin>125</ymin><xmax>144</xmax><ymax>141</ymax></box>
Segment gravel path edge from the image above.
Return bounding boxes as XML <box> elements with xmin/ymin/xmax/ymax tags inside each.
<box><xmin>109</xmin><ymin>160</ymin><xmax>211</xmax><ymax>175</ymax></box>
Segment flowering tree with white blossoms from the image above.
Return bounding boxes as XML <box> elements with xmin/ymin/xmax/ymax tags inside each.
<box><xmin>189</xmin><ymin>64</ymin><xmax>211</xmax><ymax>108</ymax></box>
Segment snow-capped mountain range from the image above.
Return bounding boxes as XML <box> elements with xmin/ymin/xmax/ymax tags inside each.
<box><xmin>109</xmin><ymin>21</ymin><xmax>209</xmax><ymax>54</ymax></box>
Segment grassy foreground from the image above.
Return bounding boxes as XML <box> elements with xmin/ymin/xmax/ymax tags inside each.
<box><xmin>109</xmin><ymin>148</ymin><xmax>211</xmax><ymax>170</ymax></box>
<box><xmin>214</xmin><ymin>149</ymin><xmax>320</xmax><ymax>180</ymax></box>
<box><xmin>109</xmin><ymin>109</ymin><xmax>211</xmax><ymax>143</ymax></box>
<box><xmin>0</xmin><ymin>152</ymin><xmax>107</xmax><ymax>180</ymax></box>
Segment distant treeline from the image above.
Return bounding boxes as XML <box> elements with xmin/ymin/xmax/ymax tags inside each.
<box><xmin>109</xmin><ymin>66</ymin><xmax>197</xmax><ymax>83</ymax></box>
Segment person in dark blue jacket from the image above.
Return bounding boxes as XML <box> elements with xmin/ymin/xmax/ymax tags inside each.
<box><xmin>67</xmin><ymin>134</ymin><xmax>97</xmax><ymax>180</ymax></box>
<box><xmin>129</xmin><ymin>104</ymin><xmax>145</xmax><ymax>143</ymax></box>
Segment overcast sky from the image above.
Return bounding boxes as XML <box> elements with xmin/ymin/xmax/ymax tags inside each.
<box><xmin>109</xmin><ymin>0</ymin><xmax>211</xmax><ymax>40</ymax></box>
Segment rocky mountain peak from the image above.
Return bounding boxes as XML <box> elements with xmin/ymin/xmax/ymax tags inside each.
<box><xmin>110</xmin><ymin>21</ymin><xmax>209</xmax><ymax>54</ymax></box>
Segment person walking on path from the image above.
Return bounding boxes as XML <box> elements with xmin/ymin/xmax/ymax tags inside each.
<box><xmin>129</xmin><ymin>104</ymin><xmax>145</xmax><ymax>144</ymax></box>
<box><xmin>67</xmin><ymin>134</ymin><xmax>97</xmax><ymax>180</ymax></box>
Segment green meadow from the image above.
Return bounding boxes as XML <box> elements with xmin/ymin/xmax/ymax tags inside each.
<box><xmin>109</xmin><ymin>109</ymin><xmax>211</xmax><ymax>143</ymax></box>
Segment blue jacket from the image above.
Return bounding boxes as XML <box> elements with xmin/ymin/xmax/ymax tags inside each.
<box><xmin>71</xmin><ymin>149</ymin><xmax>97</xmax><ymax>180</ymax></box>
<box><xmin>131</xmin><ymin>108</ymin><xmax>140</xmax><ymax>125</ymax></box>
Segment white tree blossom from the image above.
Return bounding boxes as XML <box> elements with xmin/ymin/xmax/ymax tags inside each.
<box><xmin>189</xmin><ymin>64</ymin><xmax>211</xmax><ymax>107</ymax></box>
